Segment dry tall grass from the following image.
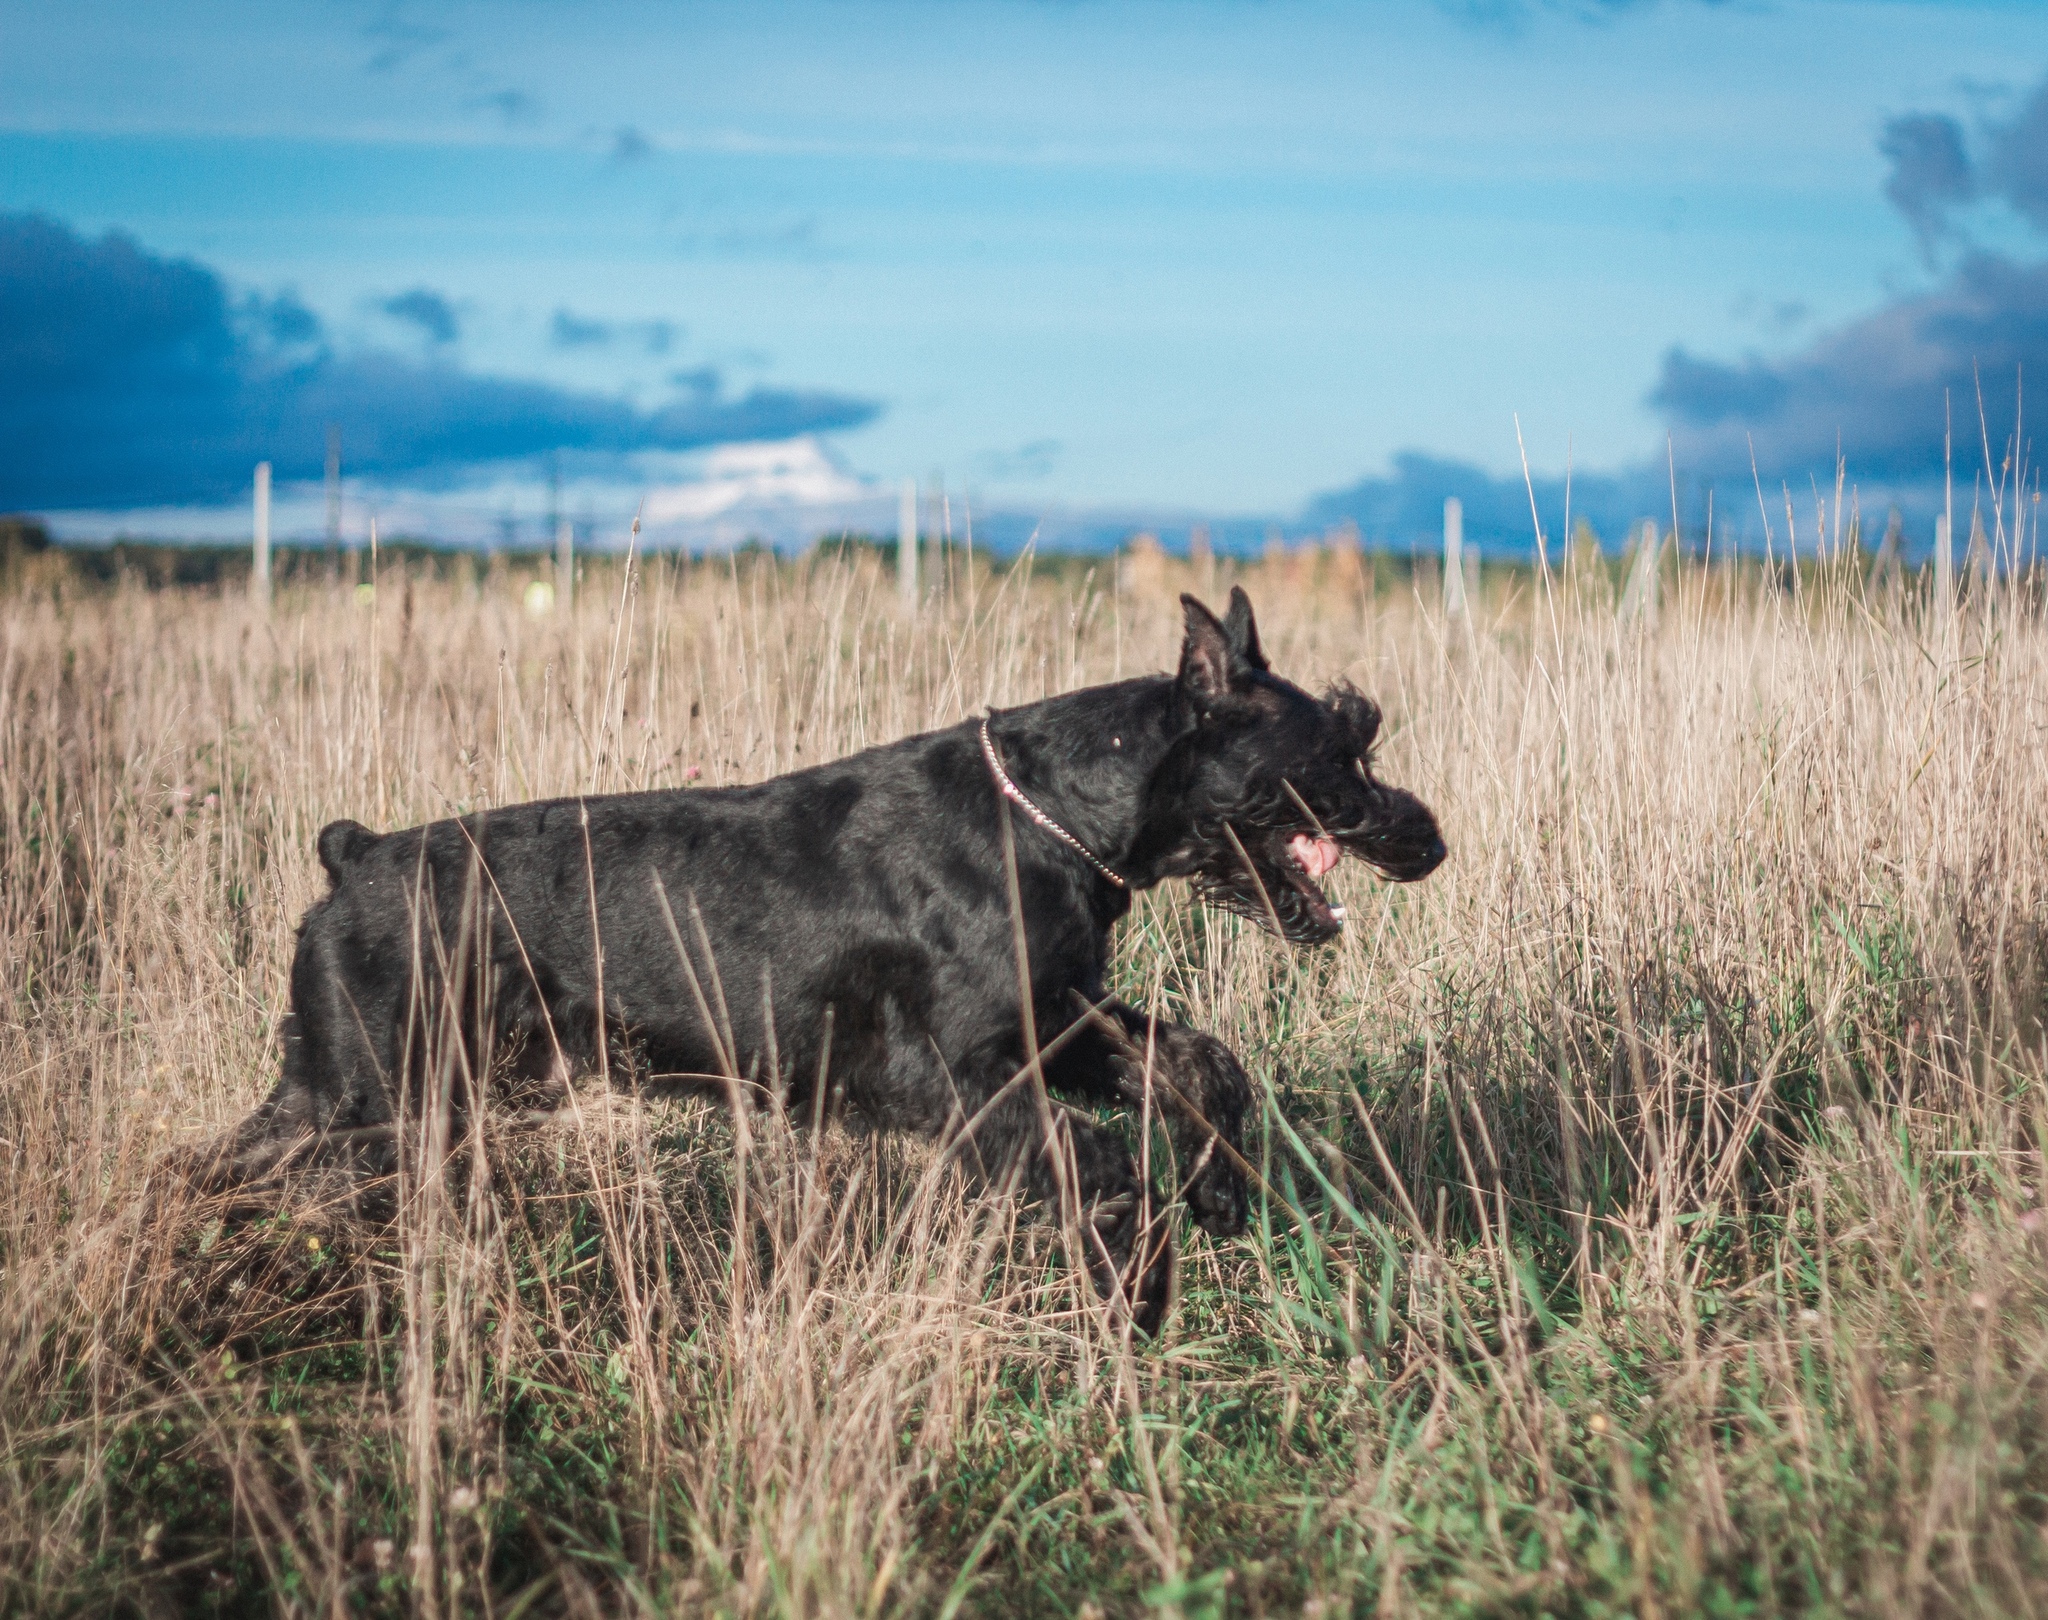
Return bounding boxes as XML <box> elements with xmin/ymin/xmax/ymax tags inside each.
<box><xmin>2</xmin><ymin>542</ymin><xmax>2046</xmax><ymax>1617</ymax></box>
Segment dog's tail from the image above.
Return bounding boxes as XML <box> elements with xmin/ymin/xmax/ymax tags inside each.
<box><xmin>317</xmin><ymin>819</ymin><xmax>380</xmax><ymax>885</ymax></box>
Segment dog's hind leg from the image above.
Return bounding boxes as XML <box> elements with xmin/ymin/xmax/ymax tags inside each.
<box><xmin>194</xmin><ymin>911</ymin><xmax>409</xmax><ymax>1191</ymax></box>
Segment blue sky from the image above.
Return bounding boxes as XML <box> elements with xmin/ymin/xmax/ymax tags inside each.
<box><xmin>5</xmin><ymin>0</ymin><xmax>2048</xmax><ymax>548</ymax></box>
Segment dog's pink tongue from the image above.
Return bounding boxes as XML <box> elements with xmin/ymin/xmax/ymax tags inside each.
<box><xmin>1289</xmin><ymin>833</ymin><xmax>1341</xmax><ymax>879</ymax></box>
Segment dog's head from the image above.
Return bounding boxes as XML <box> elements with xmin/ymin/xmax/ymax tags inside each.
<box><xmin>1153</xmin><ymin>588</ymin><xmax>1446</xmax><ymax>944</ymax></box>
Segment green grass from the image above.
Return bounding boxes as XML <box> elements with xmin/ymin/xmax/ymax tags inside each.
<box><xmin>3</xmin><ymin>545</ymin><xmax>2047</xmax><ymax>1616</ymax></box>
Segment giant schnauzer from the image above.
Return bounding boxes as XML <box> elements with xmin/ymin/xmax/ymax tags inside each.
<box><xmin>212</xmin><ymin>589</ymin><xmax>1445</xmax><ymax>1333</ymax></box>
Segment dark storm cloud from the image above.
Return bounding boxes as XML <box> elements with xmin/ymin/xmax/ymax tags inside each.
<box><xmin>0</xmin><ymin>214</ymin><xmax>880</xmax><ymax>511</ymax></box>
<box><xmin>1357</xmin><ymin>68</ymin><xmax>2048</xmax><ymax>537</ymax></box>
<box><xmin>1879</xmin><ymin>74</ymin><xmax>2048</xmax><ymax>252</ymax></box>
<box><xmin>1651</xmin><ymin>252</ymin><xmax>2042</xmax><ymax>489</ymax></box>
<box><xmin>470</xmin><ymin>87</ymin><xmax>541</xmax><ymax>126</ymax></box>
<box><xmin>550</xmin><ymin>307</ymin><xmax>614</xmax><ymax>347</ymax></box>
<box><xmin>1301</xmin><ymin>452</ymin><xmax>1663</xmax><ymax>553</ymax></box>
<box><xmin>551</xmin><ymin>307</ymin><xmax>677</xmax><ymax>354</ymax></box>
<box><xmin>380</xmin><ymin>286</ymin><xmax>460</xmax><ymax>345</ymax></box>
<box><xmin>1647</xmin><ymin>70</ymin><xmax>2048</xmax><ymax>499</ymax></box>
<box><xmin>1983</xmin><ymin>77</ymin><xmax>2048</xmax><ymax>231</ymax></box>
<box><xmin>1879</xmin><ymin>114</ymin><xmax>1974</xmax><ymax>264</ymax></box>
<box><xmin>361</xmin><ymin>10</ymin><xmax>450</xmax><ymax>75</ymax></box>
<box><xmin>1308</xmin><ymin>250</ymin><xmax>2041</xmax><ymax>555</ymax></box>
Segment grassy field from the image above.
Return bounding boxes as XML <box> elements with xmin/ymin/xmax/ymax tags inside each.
<box><xmin>2</xmin><ymin>537</ymin><xmax>2046</xmax><ymax>1618</ymax></box>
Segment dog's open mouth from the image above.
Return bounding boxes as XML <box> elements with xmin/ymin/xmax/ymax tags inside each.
<box><xmin>1282</xmin><ymin>832</ymin><xmax>1346</xmax><ymax>930</ymax></box>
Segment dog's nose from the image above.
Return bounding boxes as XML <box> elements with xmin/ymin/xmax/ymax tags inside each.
<box><xmin>1401</xmin><ymin>835</ymin><xmax>1447</xmax><ymax>880</ymax></box>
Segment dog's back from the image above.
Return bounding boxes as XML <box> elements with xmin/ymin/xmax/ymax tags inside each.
<box><xmin>259</xmin><ymin>713</ymin><xmax>1108</xmax><ymax>1151</ymax></box>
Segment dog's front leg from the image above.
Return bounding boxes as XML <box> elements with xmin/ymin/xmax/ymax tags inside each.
<box><xmin>961</xmin><ymin>1085</ymin><xmax>1174</xmax><ymax>1337</ymax></box>
<box><xmin>1051</xmin><ymin>999</ymin><xmax>1253</xmax><ymax>1239</ymax></box>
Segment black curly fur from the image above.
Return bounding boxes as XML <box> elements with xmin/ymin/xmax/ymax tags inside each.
<box><xmin>200</xmin><ymin>589</ymin><xmax>1445</xmax><ymax>1337</ymax></box>
<box><xmin>1132</xmin><ymin>604</ymin><xmax>1445</xmax><ymax>946</ymax></box>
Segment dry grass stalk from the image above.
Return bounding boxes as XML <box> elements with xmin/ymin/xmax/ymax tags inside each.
<box><xmin>1</xmin><ymin>543</ymin><xmax>2045</xmax><ymax>1616</ymax></box>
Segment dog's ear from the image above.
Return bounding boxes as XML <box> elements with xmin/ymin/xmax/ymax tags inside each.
<box><xmin>1327</xmin><ymin>683</ymin><xmax>1382</xmax><ymax>755</ymax></box>
<box><xmin>1223</xmin><ymin>587</ymin><xmax>1268</xmax><ymax>671</ymax></box>
<box><xmin>1179</xmin><ymin>594</ymin><xmax>1238</xmax><ymax>704</ymax></box>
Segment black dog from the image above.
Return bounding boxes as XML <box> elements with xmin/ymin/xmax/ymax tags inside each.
<box><xmin>215</xmin><ymin>590</ymin><xmax>1445</xmax><ymax>1333</ymax></box>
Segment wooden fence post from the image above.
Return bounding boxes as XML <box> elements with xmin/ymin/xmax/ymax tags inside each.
<box><xmin>1443</xmin><ymin>497</ymin><xmax>1466</xmax><ymax>619</ymax></box>
<box><xmin>1934</xmin><ymin>513</ymin><xmax>1954</xmax><ymax>622</ymax></box>
<box><xmin>899</xmin><ymin>478</ymin><xmax>919</xmax><ymax>608</ymax></box>
<box><xmin>1190</xmin><ymin>523</ymin><xmax>1213</xmax><ymax>593</ymax></box>
<box><xmin>1867</xmin><ymin>509</ymin><xmax>1903</xmax><ymax>596</ymax></box>
<box><xmin>252</xmin><ymin>461</ymin><xmax>271</xmax><ymax>608</ymax></box>
<box><xmin>1620</xmin><ymin>518</ymin><xmax>1661</xmax><ymax>627</ymax></box>
<box><xmin>929</xmin><ymin>473</ymin><xmax>947</xmax><ymax>604</ymax></box>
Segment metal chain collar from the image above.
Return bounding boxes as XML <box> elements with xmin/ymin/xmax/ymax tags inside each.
<box><xmin>978</xmin><ymin>716</ymin><xmax>1129</xmax><ymax>890</ymax></box>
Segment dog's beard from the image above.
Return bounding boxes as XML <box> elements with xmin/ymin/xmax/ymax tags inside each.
<box><xmin>1190</xmin><ymin>824</ymin><xmax>1351</xmax><ymax>945</ymax></box>
<box><xmin>1187</xmin><ymin>788</ymin><xmax>1445</xmax><ymax>946</ymax></box>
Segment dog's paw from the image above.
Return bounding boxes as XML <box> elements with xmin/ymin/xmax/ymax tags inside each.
<box><xmin>1123</xmin><ymin>1217</ymin><xmax>1175</xmax><ymax>1339</ymax></box>
<box><xmin>1184</xmin><ymin>1156</ymin><xmax>1249</xmax><ymax>1238</ymax></box>
<box><xmin>1088</xmin><ymin>1190</ymin><xmax>1138</xmax><ymax>1234</ymax></box>
<box><xmin>1083</xmin><ymin>1189</ymin><xmax>1175</xmax><ymax>1339</ymax></box>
